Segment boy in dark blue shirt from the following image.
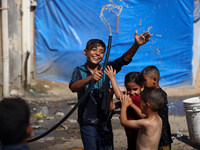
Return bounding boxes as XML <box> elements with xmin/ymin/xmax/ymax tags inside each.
<box><xmin>69</xmin><ymin>30</ymin><xmax>151</xmax><ymax>150</ymax></box>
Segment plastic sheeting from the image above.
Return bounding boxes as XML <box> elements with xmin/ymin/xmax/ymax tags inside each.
<box><xmin>35</xmin><ymin>0</ymin><xmax>194</xmax><ymax>87</ymax></box>
<box><xmin>194</xmin><ymin>1</ymin><xmax>200</xmax><ymax>22</ymax></box>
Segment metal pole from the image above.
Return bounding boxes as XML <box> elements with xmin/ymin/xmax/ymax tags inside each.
<box><xmin>1</xmin><ymin>0</ymin><xmax>9</xmax><ymax>97</ymax></box>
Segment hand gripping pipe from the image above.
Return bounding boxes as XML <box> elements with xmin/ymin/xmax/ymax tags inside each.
<box><xmin>28</xmin><ymin>35</ymin><xmax>112</xmax><ymax>143</ymax></box>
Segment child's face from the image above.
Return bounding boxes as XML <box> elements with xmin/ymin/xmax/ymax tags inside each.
<box><xmin>84</xmin><ymin>43</ymin><xmax>105</xmax><ymax>65</ymax></box>
<box><xmin>125</xmin><ymin>81</ymin><xmax>141</xmax><ymax>96</ymax></box>
<box><xmin>142</xmin><ymin>74</ymin><xmax>155</xmax><ymax>88</ymax></box>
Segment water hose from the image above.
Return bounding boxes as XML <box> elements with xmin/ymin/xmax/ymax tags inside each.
<box><xmin>28</xmin><ymin>36</ymin><xmax>112</xmax><ymax>143</ymax></box>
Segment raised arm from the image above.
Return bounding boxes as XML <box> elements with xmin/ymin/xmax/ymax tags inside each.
<box><xmin>107</xmin><ymin>88</ymin><xmax>121</xmax><ymax>111</ymax></box>
<box><xmin>104</xmin><ymin>66</ymin><xmax>123</xmax><ymax>99</ymax></box>
<box><xmin>129</xmin><ymin>102</ymin><xmax>146</xmax><ymax>118</ymax></box>
<box><xmin>123</xmin><ymin>30</ymin><xmax>151</xmax><ymax>61</ymax></box>
<box><xmin>120</xmin><ymin>94</ymin><xmax>145</xmax><ymax>129</ymax></box>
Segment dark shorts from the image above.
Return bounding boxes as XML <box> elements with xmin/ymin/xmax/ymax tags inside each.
<box><xmin>80</xmin><ymin>123</ymin><xmax>113</xmax><ymax>150</ymax></box>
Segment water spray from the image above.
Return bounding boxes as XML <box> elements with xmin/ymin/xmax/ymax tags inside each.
<box><xmin>100</xmin><ymin>0</ymin><xmax>122</xmax><ymax>35</ymax></box>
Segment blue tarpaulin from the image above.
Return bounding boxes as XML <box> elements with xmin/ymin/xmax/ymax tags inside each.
<box><xmin>194</xmin><ymin>1</ymin><xmax>200</xmax><ymax>21</ymax></box>
<box><xmin>35</xmin><ymin>0</ymin><xmax>194</xmax><ymax>87</ymax></box>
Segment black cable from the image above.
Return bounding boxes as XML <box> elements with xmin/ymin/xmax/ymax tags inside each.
<box><xmin>28</xmin><ymin>36</ymin><xmax>112</xmax><ymax>143</ymax></box>
<box><xmin>103</xmin><ymin>36</ymin><xmax>112</xmax><ymax>70</ymax></box>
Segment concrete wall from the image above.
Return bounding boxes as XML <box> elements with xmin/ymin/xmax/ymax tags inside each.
<box><xmin>8</xmin><ymin>0</ymin><xmax>22</xmax><ymax>88</ymax></box>
<box><xmin>0</xmin><ymin>3</ymin><xmax>2</xmax><ymax>95</ymax></box>
<box><xmin>192</xmin><ymin>19</ymin><xmax>200</xmax><ymax>85</ymax></box>
<box><xmin>0</xmin><ymin>5</ymin><xmax>2</xmax><ymax>81</ymax></box>
<box><xmin>0</xmin><ymin>0</ymin><xmax>35</xmax><ymax>97</ymax></box>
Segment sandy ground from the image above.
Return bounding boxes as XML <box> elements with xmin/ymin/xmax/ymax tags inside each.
<box><xmin>23</xmin><ymin>67</ymin><xmax>200</xmax><ymax>149</ymax></box>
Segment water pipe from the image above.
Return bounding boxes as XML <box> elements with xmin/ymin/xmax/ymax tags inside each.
<box><xmin>1</xmin><ymin>0</ymin><xmax>10</xmax><ymax>97</ymax></box>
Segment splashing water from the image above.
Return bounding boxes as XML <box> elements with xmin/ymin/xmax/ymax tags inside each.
<box><xmin>148</xmin><ymin>26</ymin><xmax>153</xmax><ymax>31</ymax></box>
<box><xmin>100</xmin><ymin>0</ymin><xmax>123</xmax><ymax>36</ymax></box>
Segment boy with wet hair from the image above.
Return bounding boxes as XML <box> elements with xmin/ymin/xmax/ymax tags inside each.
<box><xmin>0</xmin><ymin>98</ymin><xmax>32</xmax><ymax>150</ymax></box>
<box><xmin>69</xmin><ymin>30</ymin><xmax>151</xmax><ymax>150</ymax></box>
<box><xmin>120</xmin><ymin>87</ymin><xmax>164</xmax><ymax>150</ymax></box>
<box><xmin>141</xmin><ymin>65</ymin><xmax>160</xmax><ymax>88</ymax></box>
<box><xmin>141</xmin><ymin>65</ymin><xmax>173</xmax><ymax>150</ymax></box>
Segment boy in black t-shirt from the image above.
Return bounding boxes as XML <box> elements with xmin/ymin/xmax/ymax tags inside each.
<box><xmin>141</xmin><ymin>65</ymin><xmax>173</xmax><ymax>150</ymax></box>
<box><xmin>69</xmin><ymin>30</ymin><xmax>151</xmax><ymax>150</ymax></box>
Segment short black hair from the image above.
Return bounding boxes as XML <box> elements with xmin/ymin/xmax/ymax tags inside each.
<box><xmin>141</xmin><ymin>65</ymin><xmax>160</xmax><ymax>80</ymax></box>
<box><xmin>85</xmin><ymin>39</ymin><xmax>106</xmax><ymax>50</ymax></box>
<box><xmin>141</xmin><ymin>87</ymin><xmax>164</xmax><ymax>111</ymax></box>
<box><xmin>0</xmin><ymin>98</ymin><xmax>30</xmax><ymax>146</ymax></box>
<box><xmin>124</xmin><ymin>72</ymin><xmax>144</xmax><ymax>87</ymax></box>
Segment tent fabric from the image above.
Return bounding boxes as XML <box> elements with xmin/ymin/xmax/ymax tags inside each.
<box><xmin>194</xmin><ymin>1</ymin><xmax>200</xmax><ymax>22</ymax></box>
<box><xmin>35</xmin><ymin>0</ymin><xmax>194</xmax><ymax>87</ymax></box>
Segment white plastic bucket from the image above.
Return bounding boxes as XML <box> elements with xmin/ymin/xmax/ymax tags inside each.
<box><xmin>183</xmin><ymin>96</ymin><xmax>200</xmax><ymax>144</ymax></box>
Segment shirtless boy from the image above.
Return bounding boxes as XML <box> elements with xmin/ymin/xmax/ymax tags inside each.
<box><xmin>120</xmin><ymin>87</ymin><xmax>164</xmax><ymax>150</ymax></box>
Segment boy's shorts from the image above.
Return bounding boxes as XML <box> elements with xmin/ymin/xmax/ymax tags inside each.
<box><xmin>80</xmin><ymin>123</ymin><xmax>113</xmax><ymax>150</ymax></box>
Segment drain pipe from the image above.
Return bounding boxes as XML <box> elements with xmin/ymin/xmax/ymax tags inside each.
<box><xmin>22</xmin><ymin>0</ymin><xmax>31</xmax><ymax>87</ymax></box>
<box><xmin>1</xmin><ymin>0</ymin><xmax>9</xmax><ymax>97</ymax></box>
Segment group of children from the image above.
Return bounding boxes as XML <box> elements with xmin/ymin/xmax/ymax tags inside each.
<box><xmin>105</xmin><ymin>65</ymin><xmax>172</xmax><ymax>150</ymax></box>
<box><xmin>69</xmin><ymin>29</ymin><xmax>172</xmax><ymax>150</ymax></box>
<box><xmin>0</xmin><ymin>30</ymin><xmax>172</xmax><ymax>150</ymax></box>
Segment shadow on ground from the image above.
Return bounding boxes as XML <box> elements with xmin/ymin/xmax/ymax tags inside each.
<box><xmin>172</xmin><ymin>134</ymin><xmax>200</xmax><ymax>149</ymax></box>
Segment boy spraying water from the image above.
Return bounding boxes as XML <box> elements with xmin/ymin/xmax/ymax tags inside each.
<box><xmin>69</xmin><ymin>30</ymin><xmax>151</xmax><ymax>150</ymax></box>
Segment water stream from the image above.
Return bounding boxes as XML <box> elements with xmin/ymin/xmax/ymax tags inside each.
<box><xmin>100</xmin><ymin>0</ymin><xmax>123</xmax><ymax>36</ymax></box>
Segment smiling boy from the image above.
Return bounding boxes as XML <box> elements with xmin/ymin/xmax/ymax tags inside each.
<box><xmin>69</xmin><ymin>30</ymin><xmax>151</xmax><ymax>150</ymax></box>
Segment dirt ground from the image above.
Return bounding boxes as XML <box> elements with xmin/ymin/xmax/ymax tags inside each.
<box><xmin>11</xmin><ymin>67</ymin><xmax>200</xmax><ymax>149</ymax></box>
<box><xmin>27</xmin><ymin>115</ymin><xmax>200</xmax><ymax>150</ymax></box>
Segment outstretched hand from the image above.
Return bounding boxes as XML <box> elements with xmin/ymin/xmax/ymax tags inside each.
<box><xmin>134</xmin><ymin>30</ymin><xmax>151</xmax><ymax>46</ymax></box>
<box><xmin>104</xmin><ymin>65</ymin><xmax>116</xmax><ymax>80</ymax></box>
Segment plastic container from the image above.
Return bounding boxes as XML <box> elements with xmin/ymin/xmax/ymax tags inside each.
<box><xmin>183</xmin><ymin>96</ymin><xmax>200</xmax><ymax>144</ymax></box>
